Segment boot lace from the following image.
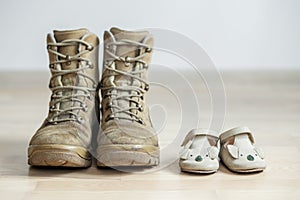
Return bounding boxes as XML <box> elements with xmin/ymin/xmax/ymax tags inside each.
<box><xmin>100</xmin><ymin>39</ymin><xmax>151</xmax><ymax>124</ymax></box>
<box><xmin>47</xmin><ymin>39</ymin><xmax>96</xmax><ymax>124</ymax></box>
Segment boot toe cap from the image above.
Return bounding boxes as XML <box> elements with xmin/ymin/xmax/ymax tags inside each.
<box><xmin>30</xmin><ymin>124</ymin><xmax>88</xmax><ymax>147</ymax></box>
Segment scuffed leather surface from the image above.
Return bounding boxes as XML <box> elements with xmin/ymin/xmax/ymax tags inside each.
<box><xmin>99</xmin><ymin>27</ymin><xmax>158</xmax><ymax>148</ymax></box>
<box><xmin>29</xmin><ymin>29</ymin><xmax>99</xmax><ymax>149</ymax></box>
<box><xmin>98</xmin><ymin>120</ymin><xmax>158</xmax><ymax>146</ymax></box>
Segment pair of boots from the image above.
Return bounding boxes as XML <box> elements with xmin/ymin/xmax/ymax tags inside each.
<box><xmin>28</xmin><ymin>27</ymin><xmax>159</xmax><ymax>168</ymax></box>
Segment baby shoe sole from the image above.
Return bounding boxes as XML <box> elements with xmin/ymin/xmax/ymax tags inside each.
<box><xmin>181</xmin><ymin>168</ymin><xmax>217</xmax><ymax>174</ymax></box>
<box><xmin>229</xmin><ymin>168</ymin><xmax>265</xmax><ymax>173</ymax></box>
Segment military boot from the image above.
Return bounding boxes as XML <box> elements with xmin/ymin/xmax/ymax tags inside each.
<box><xmin>97</xmin><ymin>27</ymin><xmax>159</xmax><ymax>167</ymax></box>
<box><xmin>28</xmin><ymin>28</ymin><xmax>99</xmax><ymax>167</ymax></box>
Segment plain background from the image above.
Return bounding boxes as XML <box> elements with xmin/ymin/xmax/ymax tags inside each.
<box><xmin>0</xmin><ymin>0</ymin><xmax>299</xmax><ymax>71</ymax></box>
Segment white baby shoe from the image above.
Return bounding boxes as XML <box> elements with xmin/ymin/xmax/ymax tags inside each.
<box><xmin>179</xmin><ymin>129</ymin><xmax>219</xmax><ymax>173</ymax></box>
<box><xmin>219</xmin><ymin>127</ymin><xmax>266</xmax><ymax>173</ymax></box>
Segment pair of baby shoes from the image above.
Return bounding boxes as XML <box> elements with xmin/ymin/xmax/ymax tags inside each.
<box><xmin>179</xmin><ymin>127</ymin><xmax>266</xmax><ymax>173</ymax></box>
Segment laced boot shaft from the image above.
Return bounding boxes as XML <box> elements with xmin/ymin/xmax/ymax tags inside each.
<box><xmin>97</xmin><ymin>27</ymin><xmax>159</xmax><ymax>167</ymax></box>
<box><xmin>100</xmin><ymin>28</ymin><xmax>153</xmax><ymax>126</ymax></box>
<box><xmin>47</xmin><ymin>30</ymin><xmax>98</xmax><ymax>124</ymax></box>
<box><xmin>28</xmin><ymin>29</ymin><xmax>99</xmax><ymax>168</ymax></box>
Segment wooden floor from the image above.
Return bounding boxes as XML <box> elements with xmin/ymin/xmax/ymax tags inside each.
<box><xmin>0</xmin><ymin>70</ymin><xmax>300</xmax><ymax>200</ymax></box>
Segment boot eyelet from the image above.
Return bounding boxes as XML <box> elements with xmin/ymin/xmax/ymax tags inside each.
<box><xmin>78</xmin><ymin>117</ymin><xmax>85</xmax><ymax>124</ymax></box>
<box><xmin>82</xmin><ymin>104</ymin><xmax>88</xmax><ymax>112</ymax></box>
<box><xmin>143</xmin><ymin>63</ymin><xmax>148</xmax><ymax>68</ymax></box>
<box><xmin>106</xmin><ymin>102</ymin><xmax>113</xmax><ymax>110</ymax></box>
<box><xmin>49</xmin><ymin>64</ymin><xmax>54</xmax><ymax>68</ymax></box>
<box><xmin>67</xmin><ymin>61</ymin><xmax>71</xmax><ymax>65</ymax></box>
<box><xmin>144</xmin><ymin>85</ymin><xmax>149</xmax><ymax>91</ymax></box>
<box><xmin>138</xmin><ymin>105</ymin><xmax>143</xmax><ymax>112</ymax></box>
<box><xmin>125</xmin><ymin>56</ymin><xmax>131</xmax><ymax>62</ymax></box>
<box><xmin>105</xmin><ymin>115</ymin><xmax>115</xmax><ymax>122</ymax></box>
<box><xmin>47</xmin><ymin>45</ymin><xmax>51</xmax><ymax>49</ymax></box>
<box><xmin>146</xmin><ymin>48</ymin><xmax>152</xmax><ymax>53</ymax></box>
<box><xmin>87</xmin><ymin>45</ymin><xmax>93</xmax><ymax>51</ymax></box>
<box><xmin>86</xmin><ymin>93</ymin><xmax>92</xmax><ymax>100</ymax></box>
<box><xmin>86</xmin><ymin>61</ymin><xmax>93</xmax><ymax>67</ymax></box>
<box><xmin>138</xmin><ymin>118</ymin><xmax>145</xmax><ymax>125</ymax></box>
<box><xmin>66</xmin><ymin>55</ymin><xmax>71</xmax><ymax>60</ymax></box>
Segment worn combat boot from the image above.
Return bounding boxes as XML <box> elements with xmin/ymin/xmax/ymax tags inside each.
<box><xmin>28</xmin><ymin>28</ymin><xmax>99</xmax><ymax>167</ymax></box>
<box><xmin>97</xmin><ymin>27</ymin><xmax>159</xmax><ymax>167</ymax></box>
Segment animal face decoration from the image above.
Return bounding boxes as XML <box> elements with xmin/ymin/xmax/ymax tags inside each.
<box><xmin>227</xmin><ymin>145</ymin><xmax>265</xmax><ymax>161</ymax></box>
<box><xmin>181</xmin><ymin>146</ymin><xmax>219</xmax><ymax>162</ymax></box>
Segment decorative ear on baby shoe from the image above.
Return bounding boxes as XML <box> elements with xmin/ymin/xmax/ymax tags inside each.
<box><xmin>180</xmin><ymin>148</ymin><xmax>190</xmax><ymax>160</ymax></box>
<box><xmin>254</xmin><ymin>147</ymin><xmax>265</xmax><ymax>159</ymax></box>
<box><xmin>227</xmin><ymin>145</ymin><xmax>239</xmax><ymax>159</ymax></box>
<box><xmin>207</xmin><ymin>146</ymin><xmax>219</xmax><ymax>159</ymax></box>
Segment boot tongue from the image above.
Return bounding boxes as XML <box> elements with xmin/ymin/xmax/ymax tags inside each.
<box><xmin>111</xmin><ymin>27</ymin><xmax>148</xmax><ymax>70</ymax></box>
<box><xmin>108</xmin><ymin>28</ymin><xmax>149</xmax><ymax>121</ymax></box>
<box><xmin>54</xmin><ymin>28</ymin><xmax>88</xmax><ymax>42</ymax></box>
<box><xmin>110</xmin><ymin>27</ymin><xmax>148</xmax><ymax>57</ymax></box>
<box><xmin>53</xmin><ymin>29</ymin><xmax>88</xmax><ymax>69</ymax></box>
<box><xmin>52</xmin><ymin>29</ymin><xmax>89</xmax><ymax>87</ymax></box>
<box><xmin>51</xmin><ymin>29</ymin><xmax>90</xmax><ymax>121</ymax></box>
<box><xmin>110</xmin><ymin>27</ymin><xmax>148</xmax><ymax>40</ymax></box>
<box><xmin>109</xmin><ymin>27</ymin><xmax>149</xmax><ymax>83</ymax></box>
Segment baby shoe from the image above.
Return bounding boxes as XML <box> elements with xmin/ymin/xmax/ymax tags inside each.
<box><xmin>179</xmin><ymin>129</ymin><xmax>219</xmax><ymax>173</ymax></box>
<box><xmin>219</xmin><ymin>127</ymin><xmax>266</xmax><ymax>173</ymax></box>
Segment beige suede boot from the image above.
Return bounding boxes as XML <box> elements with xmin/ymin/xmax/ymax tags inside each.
<box><xmin>28</xmin><ymin>28</ymin><xmax>99</xmax><ymax>167</ymax></box>
<box><xmin>97</xmin><ymin>27</ymin><xmax>159</xmax><ymax>167</ymax></box>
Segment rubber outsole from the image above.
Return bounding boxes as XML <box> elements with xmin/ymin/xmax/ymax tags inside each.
<box><xmin>28</xmin><ymin>145</ymin><xmax>92</xmax><ymax>168</ymax></box>
<box><xmin>230</xmin><ymin>168</ymin><xmax>265</xmax><ymax>173</ymax></box>
<box><xmin>96</xmin><ymin>144</ymin><xmax>159</xmax><ymax>167</ymax></box>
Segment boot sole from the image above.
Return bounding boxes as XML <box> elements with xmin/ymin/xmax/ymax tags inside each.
<box><xmin>28</xmin><ymin>144</ymin><xmax>92</xmax><ymax>168</ymax></box>
<box><xmin>96</xmin><ymin>145</ymin><xmax>159</xmax><ymax>167</ymax></box>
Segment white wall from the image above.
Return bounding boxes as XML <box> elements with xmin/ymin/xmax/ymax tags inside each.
<box><xmin>0</xmin><ymin>0</ymin><xmax>299</xmax><ymax>71</ymax></box>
